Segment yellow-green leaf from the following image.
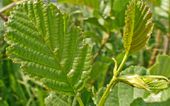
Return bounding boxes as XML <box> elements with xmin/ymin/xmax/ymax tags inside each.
<box><xmin>119</xmin><ymin>75</ymin><xmax>169</xmax><ymax>92</ymax></box>
<box><xmin>123</xmin><ymin>0</ymin><xmax>154</xmax><ymax>53</ymax></box>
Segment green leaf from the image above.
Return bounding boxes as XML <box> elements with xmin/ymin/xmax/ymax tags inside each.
<box><xmin>123</xmin><ymin>0</ymin><xmax>154</xmax><ymax>53</ymax></box>
<box><xmin>84</xmin><ymin>17</ymin><xmax>107</xmax><ymax>32</ymax></box>
<box><xmin>57</xmin><ymin>0</ymin><xmax>99</xmax><ymax>9</ymax></box>
<box><xmin>45</xmin><ymin>92</ymin><xmax>70</xmax><ymax>106</ymax></box>
<box><xmin>131</xmin><ymin>98</ymin><xmax>170</xmax><ymax>106</ymax></box>
<box><xmin>2</xmin><ymin>0</ymin><xmax>12</xmax><ymax>6</ymax></box>
<box><xmin>148</xmin><ymin>0</ymin><xmax>161</xmax><ymax>6</ymax></box>
<box><xmin>119</xmin><ymin>66</ymin><xmax>169</xmax><ymax>92</ymax></box>
<box><xmin>105</xmin><ymin>66</ymin><xmax>169</xmax><ymax>106</ymax></box>
<box><xmin>119</xmin><ymin>75</ymin><xmax>169</xmax><ymax>92</ymax></box>
<box><xmin>120</xmin><ymin>66</ymin><xmax>147</xmax><ymax>75</ymax></box>
<box><xmin>113</xmin><ymin>0</ymin><xmax>130</xmax><ymax>12</ymax></box>
<box><xmin>0</xmin><ymin>100</ymin><xmax>8</xmax><ymax>106</ymax></box>
<box><xmin>149</xmin><ymin>55</ymin><xmax>170</xmax><ymax>78</ymax></box>
<box><xmin>105</xmin><ymin>83</ymin><xmax>145</xmax><ymax>106</ymax></box>
<box><xmin>143</xmin><ymin>87</ymin><xmax>170</xmax><ymax>103</ymax></box>
<box><xmin>5</xmin><ymin>0</ymin><xmax>92</xmax><ymax>95</ymax></box>
<box><xmin>110</xmin><ymin>0</ymin><xmax>131</xmax><ymax>28</ymax></box>
<box><xmin>91</xmin><ymin>61</ymin><xmax>111</xmax><ymax>89</ymax></box>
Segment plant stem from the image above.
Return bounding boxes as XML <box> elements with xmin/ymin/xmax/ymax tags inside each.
<box><xmin>98</xmin><ymin>51</ymin><xmax>129</xmax><ymax>106</ymax></box>
<box><xmin>93</xmin><ymin>32</ymin><xmax>111</xmax><ymax>62</ymax></box>
<box><xmin>114</xmin><ymin>51</ymin><xmax>129</xmax><ymax>77</ymax></box>
<box><xmin>76</xmin><ymin>95</ymin><xmax>84</xmax><ymax>106</ymax></box>
<box><xmin>98</xmin><ymin>76</ymin><xmax>118</xmax><ymax>106</ymax></box>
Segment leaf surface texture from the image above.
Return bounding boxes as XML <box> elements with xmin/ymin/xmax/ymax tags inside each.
<box><xmin>5</xmin><ymin>0</ymin><xmax>92</xmax><ymax>95</ymax></box>
<box><xmin>123</xmin><ymin>0</ymin><xmax>154</xmax><ymax>53</ymax></box>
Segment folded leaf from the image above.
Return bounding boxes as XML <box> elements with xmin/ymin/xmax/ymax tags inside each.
<box><xmin>119</xmin><ymin>75</ymin><xmax>169</xmax><ymax>92</ymax></box>
<box><xmin>123</xmin><ymin>0</ymin><xmax>154</xmax><ymax>53</ymax></box>
<box><xmin>119</xmin><ymin>66</ymin><xmax>169</xmax><ymax>92</ymax></box>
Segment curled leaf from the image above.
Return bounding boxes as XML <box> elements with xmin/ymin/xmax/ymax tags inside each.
<box><xmin>142</xmin><ymin>75</ymin><xmax>169</xmax><ymax>92</ymax></box>
<box><xmin>119</xmin><ymin>75</ymin><xmax>169</xmax><ymax>92</ymax></box>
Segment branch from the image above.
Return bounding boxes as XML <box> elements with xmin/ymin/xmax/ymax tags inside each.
<box><xmin>163</xmin><ymin>34</ymin><xmax>170</xmax><ymax>55</ymax></box>
<box><xmin>98</xmin><ymin>51</ymin><xmax>129</xmax><ymax>106</ymax></box>
<box><xmin>149</xmin><ymin>30</ymin><xmax>161</xmax><ymax>66</ymax></box>
<box><xmin>93</xmin><ymin>32</ymin><xmax>111</xmax><ymax>61</ymax></box>
<box><xmin>0</xmin><ymin>2</ymin><xmax>17</xmax><ymax>13</ymax></box>
<box><xmin>0</xmin><ymin>1</ymin><xmax>22</xmax><ymax>21</ymax></box>
<box><xmin>0</xmin><ymin>13</ymin><xmax>8</xmax><ymax>21</ymax></box>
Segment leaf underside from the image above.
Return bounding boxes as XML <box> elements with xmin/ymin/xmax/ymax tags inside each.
<box><xmin>5</xmin><ymin>0</ymin><xmax>92</xmax><ymax>95</ymax></box>
<box><xmin>123</xmin><ymin>0</ymin><xmax>154</xmax><ymax>53</ymax></box>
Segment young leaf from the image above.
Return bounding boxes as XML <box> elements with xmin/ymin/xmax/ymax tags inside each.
<box><xmin>119</xmin><ymin>75</ymin><xmax>169</xmax><ymax>92</ymax></box>
<box><xmin>4</xmin><ymin>0</ymin><xmax>92</xmax><ymax>95</ymax></box>
<box><xmin>123</xmin><ymin>0</ymin><xmax>154</xmax><ymax>53</ymax></box>
<box><xmin>119</xmin><ymin>66</ymin><xmax>169</xmax><ymax>92</ymax></box>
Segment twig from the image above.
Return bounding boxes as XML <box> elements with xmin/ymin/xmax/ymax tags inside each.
<box><xmin>98</xmin><ymin>76</ymin><xmax>118</xmax><ymax>106</ymax></box>
<box><xmin>0</xmin><ymin>13</ymin><xmax>8</xmax><ymax>21</ymax></box>
<box><xmin>149</xmin><ymin>30</ymin><xmax>161</xmax><ymax>66</ymax></box>
<box><xmin>163</xmin><ymin>35</ymin><xmax>169</xmax><ymax>55</ymax></box>
<box><xmin>0</xmin><ymin>1</ymin><xmax>22</xmax><ymax>21</ymax></box>
<box><xmin>76</xmin><ymin>94</ymin><xmax>84</xmax><ymax>106</ymax></box>
<box><xmin>93</xmin><ymin>32</ymin><xmax>111</xmax><ymax>61</ymax></box>
<box><xmin>0</xmin><ymin>2</ymin><xmax>17</xmax><ymax>13</ymax></box>
<box><xmin>168</xmin><ymin>33</ymin><xmax>170</xmax><ymax>54</ymax></box>
<box><xmin>98</xmin><ymin>51</ymin><xmax>129</xmax><ymax>106</ymax></box>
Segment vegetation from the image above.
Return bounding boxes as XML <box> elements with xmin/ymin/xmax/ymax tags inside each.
<box><xmin>0</xmin><ymin>0</ymin><xmax>169</xmax><ymax>106</ymax></box>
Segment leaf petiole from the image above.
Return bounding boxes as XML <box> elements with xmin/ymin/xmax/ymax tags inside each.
<box><xmin>76</xmin><ymin>94</ymin><xmax>84</xmax><ymax>106</ymax></box>
<box><xmin>114</xmin><ymin>51</ymin><xmax>129</xmax><ymax>77</ymax></box>
<box><xmin>98</xmin><ymin>51</ymin><xmax>129</xmax><ymax>106</ymax></box>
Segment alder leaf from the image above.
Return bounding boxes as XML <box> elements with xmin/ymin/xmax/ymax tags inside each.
<box><xmin>105</xmin><ymin>83</ymin><xmax>145</xmax><ymax>106</ymax></box>
<box><xmin>131</xmin><ymin>98</ymin><xmax>170</xmax><ymax>106</ymax></box>
<box><xmin>4</xmin><ymin>0</ymin><xmax>92</xmax><ymax>95</ymax></box>
<box><xmin>119</xmin><ymin>66</ymin><xmax>169</xmax><ymax>93</ymax></box>
<box><xmin>123</xmin><ymin>0</ymin><xmax>154</xmax><ymax>53</ymax></box>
